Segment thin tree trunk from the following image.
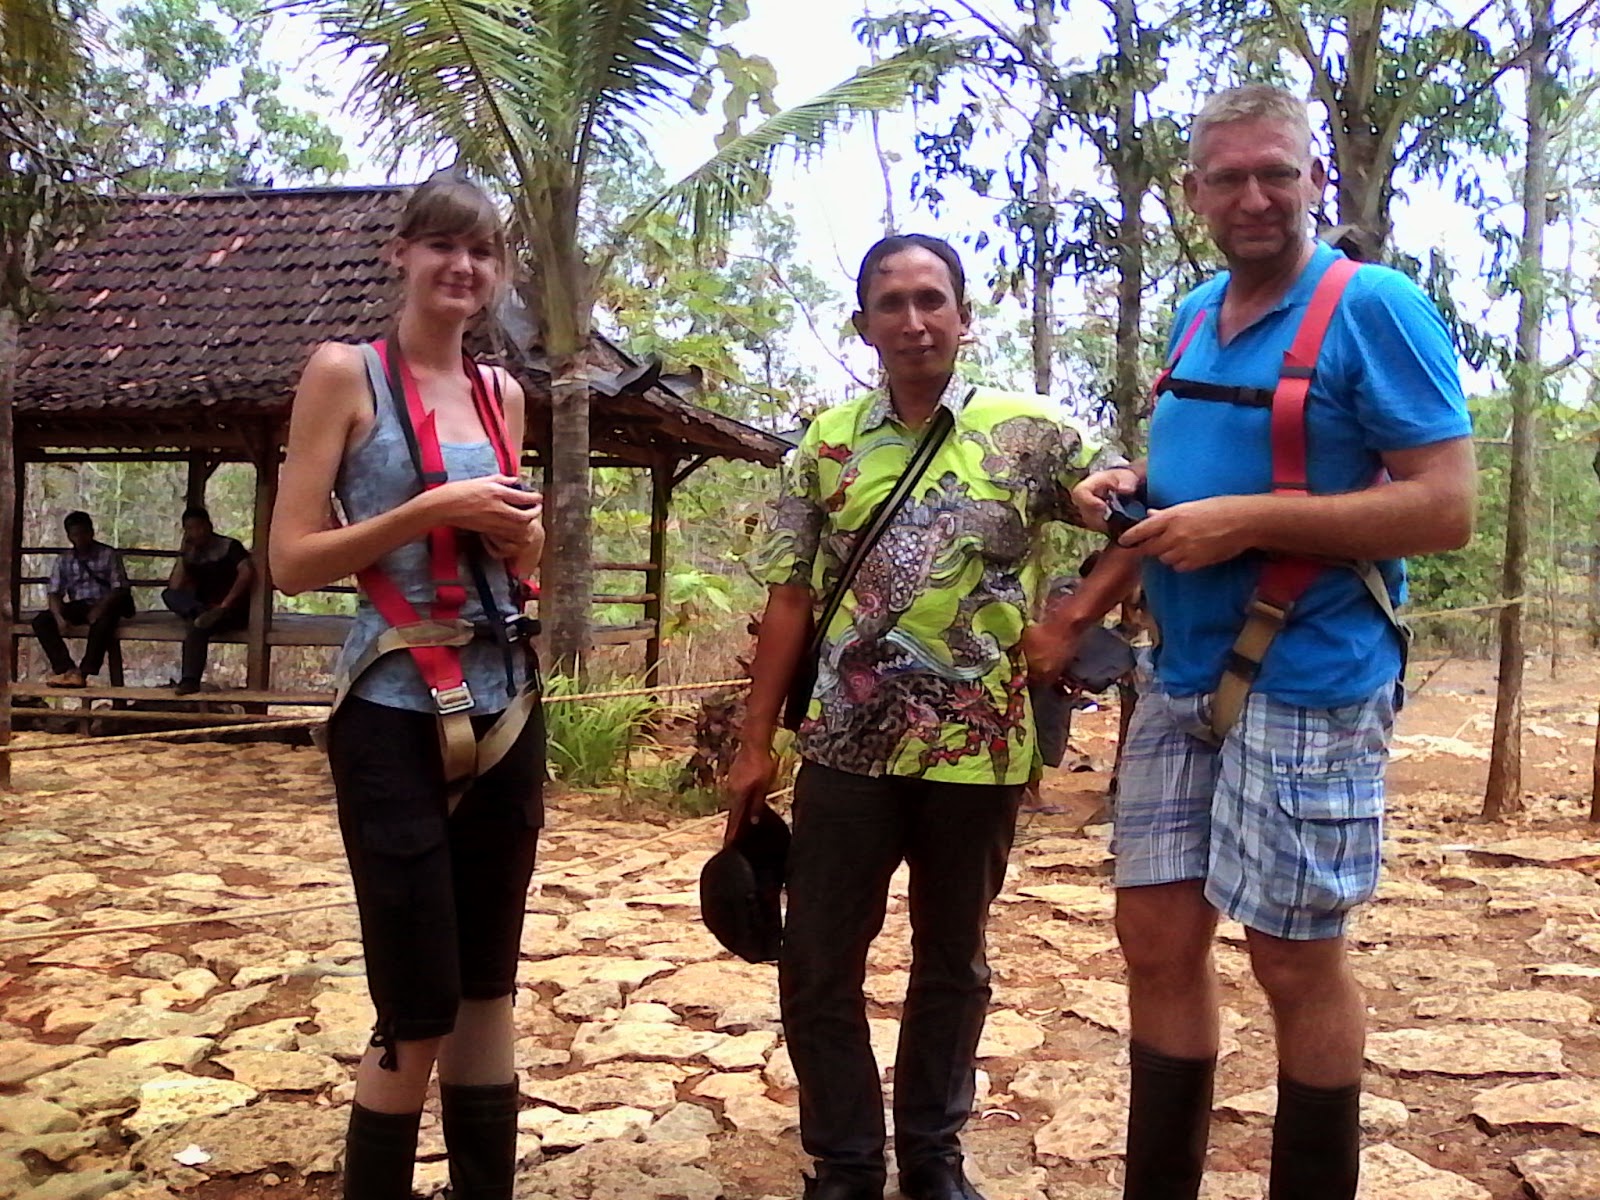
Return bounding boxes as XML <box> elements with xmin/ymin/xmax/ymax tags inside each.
<box><xmin>871</xmin><ymin>110</ymin><xmax>897</xmax><ymax>236</ymax></box>
<box><xmin>863</xmin><ymin>1</ymin><xmax>897</xmax><ymax>235</ymax></box>
<box><xmin>1591</xmin><ymin>692</ymin><xmax>1600</xmax><ymax>822</ymax></box>
<box><xmin>544</xmin><ymin>352</ymin><xmax>593</xmax><ymax>679</ymax></box>
<box><xmin>0</xmin><ymin>309</ymin><xmax>16</xmax><ymax>790</ymax></box>
<box><xmin>1030</xmin><ymin>161</ymin><xmax>1052</xmax><ymax>396</ymax></box>
<box><xmin>1484</xmin><ymin>0</ymin><xmax>1553</xmax><ymax>819</ymax></box>
<box><xmin>1588</xmin><ymin>518</ymin><xmax>1600</xmax><ymax>650</ymax></box>
<box><xmin>1110</xmin><ymin>0</ymin><xmax>1146</xmax><ymax>457</ymax></box>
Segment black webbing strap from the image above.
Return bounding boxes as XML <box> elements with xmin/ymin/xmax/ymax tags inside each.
<box><xmin>383</xmin><ymin>339</ymin><xmax>448</xmax><ymax>485</ymax></box>
<box><xmin>1155</xmin><ymin>376</ymin><xmax>1276</xmax><ymax>409</ymax></box>
<box><xmin>808</xmin><ymin>401</ymin><xmax>960</xmax><ymax>663</ymax></box>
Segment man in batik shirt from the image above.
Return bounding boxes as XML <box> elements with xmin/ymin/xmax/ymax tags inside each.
<box><xmin>726</xmin><ymin>234</ymin><xmax>1131</xmax><ymax>1200</ymax></box>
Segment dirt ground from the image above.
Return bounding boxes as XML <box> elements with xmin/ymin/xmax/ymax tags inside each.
<box><xmin>3</xmin><ymin>655</ymin><xmax>1600</xmax><ymax>1199</ymax></box>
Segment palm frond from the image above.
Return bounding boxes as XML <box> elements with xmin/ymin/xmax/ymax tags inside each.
<box><xmin>563</xmin><ymin>0</ymin><xmax>713</xmax><ymax>118</ymax></box>
<box><xmin>619</xmin><ymin>41</ymin><xmax>955</xmax><ymax>254</ymax></box>
<box><xmin>295</xmin><ymin>0</ymin><xmax>570</xmax><ymax>185</ymax></box>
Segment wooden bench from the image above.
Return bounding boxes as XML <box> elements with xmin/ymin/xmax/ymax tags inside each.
<box><xmin>7</xmin><ymin>611</ymin><xmax>351</xmax><ymax>707</ymax></box>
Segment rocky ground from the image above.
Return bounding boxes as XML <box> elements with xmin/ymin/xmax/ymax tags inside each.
<box><xmin>4</xmin><ymin>657</ymin><xmax>1600</xmax><ymax>1200</ymax></box>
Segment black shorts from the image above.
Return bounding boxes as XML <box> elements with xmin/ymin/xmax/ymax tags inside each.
<box><xmin>327</xmin><ymin>694</ymin><xmax>546</xmax><ymax>1048</ymax></box>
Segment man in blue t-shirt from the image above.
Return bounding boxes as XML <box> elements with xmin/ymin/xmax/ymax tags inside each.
<box><xmin>1066</xmin><ymin>85</ymin><xmax>1475</xmax><ymax>1200</ymax></box>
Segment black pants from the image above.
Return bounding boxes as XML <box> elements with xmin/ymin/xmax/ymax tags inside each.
<box><xmin>779</xmin><ymin>761</ymin><xmax>1022</xmax><ymax>1180</ymax></box>
<box><xmin>161</xmin><ymin>587</ymin><xmax>248</xmax><ymax>684</ymax></box>
<box><xmin>328</xmin><ymin>695</ymin><xmax>546</xmax><ymax>1051</ymax></box>
<box><xmin>32</xmin><ymin>600</ymin><xmax>121</xmax><ymax>676</ymax></box>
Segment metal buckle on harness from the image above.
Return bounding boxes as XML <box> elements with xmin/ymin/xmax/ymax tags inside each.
<box><xmin>1247</xmin><ymin>597</ymin><xmax>1291</xmax><ymax>628</ymax></box>
<box><xmin>432</xmin><ymin>684</ymin><xmax>475</xmax><ymax>715</ymax></box>
<box><xmin>505</xmin><ymin>614</ymin><xmax>541</xmax><ymax>641</ymax></box>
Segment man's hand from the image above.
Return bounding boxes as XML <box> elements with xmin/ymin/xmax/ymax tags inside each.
<box><xmin>1072</xmin><ymin>466</ymin><xmax>1143</xmax><ymax>532</ymax></box>
<box><xmin>723</xmin><ymin>741</ymin><xmax>777</xmax><ymax>847</ymax></box>
<box><xmin>1020</xmin><ymin>623</ymin><xmax>1080</xmax><ymax>688</ymax></box>
<box><xmin>1120</xmin><ymin>496</ymin><xmax>1260</xmax><ymax>571</ymax></box>
<box><xmin>52</xmin><ymin>610</ymin><xmax>70</xmax><ymax>635</ymax></box>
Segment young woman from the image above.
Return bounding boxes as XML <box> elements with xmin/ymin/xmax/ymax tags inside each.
<box><xmin>271</xmin><ymin>178</ymin><xmax>546</xmax><ymax>1200</ymax></box>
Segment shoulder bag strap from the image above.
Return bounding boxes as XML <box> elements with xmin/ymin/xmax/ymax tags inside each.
<box><xmin>806</xmin><ymin>396</ymin><xmax>962</xmax><ymax>659</ymax></box>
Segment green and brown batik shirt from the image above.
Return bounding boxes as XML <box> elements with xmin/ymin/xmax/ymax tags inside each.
<box><xmin>748</xmin><ymin>375</ymin><xmax>1086</xmax><ymax>785</ymax></box>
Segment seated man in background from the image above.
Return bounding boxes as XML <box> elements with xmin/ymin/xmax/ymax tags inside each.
<box><xmin>161</xmin><ymin>506</ymin><xmax>254</xmax><ymax>694</ymax></box>
<box><xmin>32</xmin><ymin>510</ymin><xmax>131</xmax><ymax>688</ymax></box>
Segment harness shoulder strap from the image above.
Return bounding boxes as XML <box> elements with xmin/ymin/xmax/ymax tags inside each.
<box><xmin>1150</xmin><ymin>308</ymin><xmax>1209</xmax><ymax>403</ymax></box>
<box><xmin>1208</xmin><ymin>257</ymin><xmax>1366</xmax><ymax>743</ymax></box>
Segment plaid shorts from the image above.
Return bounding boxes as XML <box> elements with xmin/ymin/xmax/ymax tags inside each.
<box><xmin>1113</xmin><ymin>673</ymin><xmax>1397</xmax><ymax>941</ymax></box>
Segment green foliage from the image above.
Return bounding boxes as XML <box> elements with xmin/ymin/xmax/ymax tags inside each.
<box><xmin>1</xmin><ymin>0</ymin><xmax>99</xmax><ymax>316</ymax></box>
<box><xmin>542</xmin><ymin>673</ymin><xmax>658</xmax><ymax>789</ymax></box>
<box><xmin>593</xmin><ymin>157</ymin><xmax>842</xmax><ymax>423</ymax></box>
<box><xmin>73</xmin><ymin>0</ymin><xmax>347</xmax><ymax>190</ymax></box>
<box><xmin>1406</xmin><ymin>392</ymin><xmax>1600</xmax><ymax>652</ymax></box>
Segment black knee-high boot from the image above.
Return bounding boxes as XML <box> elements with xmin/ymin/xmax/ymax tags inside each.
<box><xmin>1268</xmin><ymin>1076</ymin><xmax>1360</xmax><ymax>1200</ymax></box>
<box><xmin>1122</xmin><ymin>1042</ymin><xmax>1216</xmax><ymax>1200</ymax></box>
<box><xmin>440</xmin><ymin>1081</ymin><xmax>519</xmax><ymax>1200</ymax></box>
<box><xmin>343</xmin><ymin>1103</ymin><xmax>422</xmax><ymax>1200</ymax></box>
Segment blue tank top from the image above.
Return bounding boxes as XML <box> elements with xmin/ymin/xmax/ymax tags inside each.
<box><xmin>333</xmin><ymin>343</ymin><xmax>527</xmax><ymax>715</ymax></box>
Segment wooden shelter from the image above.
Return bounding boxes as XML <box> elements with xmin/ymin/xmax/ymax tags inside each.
<box><xmin>5</xmin><ymin>184</ymin><xmax>786</xmax><ymax>718</ymax></box>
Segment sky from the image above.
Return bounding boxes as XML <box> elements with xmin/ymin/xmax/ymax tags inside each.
<box><xmin>258</xmin><ymin>0</ymin><xmax>1599</xmax><ymax>416</ymax></box>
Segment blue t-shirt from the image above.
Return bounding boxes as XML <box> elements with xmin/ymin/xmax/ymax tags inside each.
<box><xmin>1144</xmin><ymin>242</ymin><xmax>1472</xmax><ymax>708</ymax></box>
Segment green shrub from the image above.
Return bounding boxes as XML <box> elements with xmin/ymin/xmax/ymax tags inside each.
<box><xmin>542</xmin><ymin>674</ymin><xmax>657</xmax><ymax>789</ymax></box>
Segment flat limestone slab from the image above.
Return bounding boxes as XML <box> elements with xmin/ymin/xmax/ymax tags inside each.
<box><xmin>1472</xmin><ymin>1079</ymin><xmax>1600</xmax><ymax>1134</ymax></box>
<box><xmin>1366</xmin><ymin>1026</ymin><xmax>1565</xmax><ymax>1077</ymax></box>
<box><xmin>1357</xmin><ymin>1144</ymin><xmax>1488</xmax><ymax>1199</ymax></box>
<box><xmin>1513</xmin><ymin>1148</ymin><xmax>1600</xmax><ymax>1200</ymax></box>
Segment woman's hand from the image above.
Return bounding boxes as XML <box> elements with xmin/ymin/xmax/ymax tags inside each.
<box><xmin>428</xmin><ymin>476</ymin><xmax>542</xmax><ymax>540</ymax></box>
<box><xmin>482</xmin><ymin>491</ymin><xmax>544</xmax><ymax>562</ymax></box>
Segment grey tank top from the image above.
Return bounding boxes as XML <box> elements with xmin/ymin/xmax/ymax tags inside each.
<box><xmin>333</xmin><ymin>343</ymin><xmax>526</xmax><ymax>715</ymax></box>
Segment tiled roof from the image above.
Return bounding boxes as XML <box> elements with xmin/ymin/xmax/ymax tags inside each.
<box><xmin>15</xmin><ymin>185</ymin><xmax>786</xmax><ymax>466</ymax></box>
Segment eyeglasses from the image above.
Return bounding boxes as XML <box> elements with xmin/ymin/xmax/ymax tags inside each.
<box><xmin>1199</xmin><ymin>165</ymin><xmax>1304</xmax><ymax>194</ymax></box>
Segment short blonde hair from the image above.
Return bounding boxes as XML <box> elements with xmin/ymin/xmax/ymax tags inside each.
<box><xmin>1190</xmin><ymin>85</ymin><xmax>1313</xmax><ymax>168</ymax></box>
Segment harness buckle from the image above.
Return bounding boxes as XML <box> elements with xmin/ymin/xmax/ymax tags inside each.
<box><xmin>432</xmin><ymin>683</ymin><xmax>475</xmax><ymax>715</ymax></box>
<box><xmin>505</xmin><ymin>614</ymin><xmax>542</xmax><ymax>642</ymax></box>
<box><xmin>1247</xmin><ymin>597</ymin><xmax>1291</xmax><ymax>628</ymax></box>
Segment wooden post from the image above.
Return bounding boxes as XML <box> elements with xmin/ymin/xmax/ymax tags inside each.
<box><xmin>185</xmin><ymin>454</ymin><xmax>215</xmax><ymax>511</ymax></box>
<box><xmin>644</xmin><ymin>455</ymin><xmax>673</xmax><ymax>686</ymax></box>
<box><xmin>244</xmin><ymin>431</ymin><xmax>279</xmax><ymax>692</ymax></box>
<box><xmin>7</xmin><ymin>456</ymin><xmax>22</xmax><ymax>688</ymax></box>
<box><xmin>0</xmin><ymin>309</ymin><xmax>17</xmax><ymax>790</ymax></box>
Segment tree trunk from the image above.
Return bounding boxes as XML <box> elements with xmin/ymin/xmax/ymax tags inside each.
<box><xmin>863</xmin><ymin>1</ymin><xmax>897</xmax><ymax>236</ymax></box>
<box><xmin>544</xmin><ymin>351</ymin><xmax>594</xmax><ymax>679</ymax></box>
<box><xmin>1483</xmin><ymin>0</ymin><xmax>1553</xmax><ymax>820</ymax></box>
<box><xmin>1029</xmin><ymin>164</ymin><xmax>1052</xmax><ymax>396</ymax></box>
<box><xmin>1590</xmin><ymin>445</ymin><xmax>1600</xmax><ymax>648</ymax></box>
<box><xmin>1109</xmin><ymin>0</ymin><xmax>1146</xmax><ymax>457</ymax></box>
<box><xmin>0</xmin><ymin>309</ymin><xmax>16</xmax><ymax>790</ymax></box>
<box><xmin>1591</xmin><ymin>692</ymin><xmax>1600</xmax><ymax>822</ymax></box>
<box><xmin>1026</xmin><ymin>4</ymin><xmax>1054</xmax><ymax>396</ymax></box>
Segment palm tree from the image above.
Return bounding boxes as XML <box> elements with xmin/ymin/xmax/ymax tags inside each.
<box><xmin>301</xmin><ymin>0</ymin><xmax>949</xmax><ymax>674</ymax></box>
<box><xmin>1</xmin><ymin>0</ymin><xmax>90</xmax><ymax>787</ymax></box>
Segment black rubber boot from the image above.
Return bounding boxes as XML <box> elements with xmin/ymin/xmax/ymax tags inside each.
<box><xmin>343</xmin><ymin>1102</ymin><xmax>422</xmax><ymax>1200</ymax></box>
<box><xmin>1268</xmin><ymin>1075</ymin><xmax>1361</xmax><ymax>1200</ymax></box>
<box><xmin>1122</xmin><ymin>1041</ymin><xmax>1216</xmax><ymax>1200</ymax></box>
<box><xmin>440</xmin><ymin>1081</ymin><xmax>519</xmax><ymax>1200</ymax></box>
<box><xmin>801</xmin><ymin>1167</ymin><xmax>886</xmax><ymax>1200</ymax></box>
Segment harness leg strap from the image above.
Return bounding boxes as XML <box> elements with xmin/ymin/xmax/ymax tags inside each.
<box><xmin>440</xmin><ymin>712</ymin><xmax>480</xmax><ymax>814</ymax></box>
